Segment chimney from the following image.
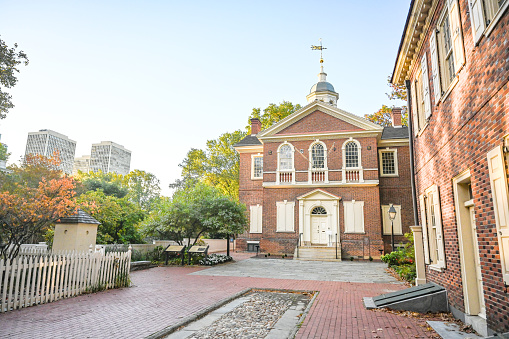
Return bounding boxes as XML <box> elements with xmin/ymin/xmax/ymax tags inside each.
<box><xmin>391</xmin><ymin>107</ymin><xmax>402</xmax><ymax>127</ymax></box>
<box><xmin>251</xmin><ymin>118</ymin><xmax>261</xmax><ymax>135</ymax></box>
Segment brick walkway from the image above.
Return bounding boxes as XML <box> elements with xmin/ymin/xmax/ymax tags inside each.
<box><xmin>0</xmin><ymin>254</ymin><xmax>435</xmax><ymax>339</ymax></box>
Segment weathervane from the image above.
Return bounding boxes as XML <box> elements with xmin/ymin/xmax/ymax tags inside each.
<box><xmin>311</xmin><ymin>38</ymin><xmax>327</xmax><ymax>64</ymax></box>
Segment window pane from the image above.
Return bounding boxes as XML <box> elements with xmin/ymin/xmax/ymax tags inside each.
<box><xmin>312</xmin><ymin>144</ymin><xmax>325</xmax><ymax>168</ymax></box>
<box><xmin>279</xmin><ymin>145</ymin><xmax>293</xmax><ymax>170</ymax></box>
<box><xmin>253</xmin><ymin>157</ymin><xmax>263</xmax><ymax>178</ymax></box>
<box><xmin>381</xmin><ymin>152</ymin><xmax>395</xmax><ymax>175</ymax></box>
<box><xmin>345</xmin><ymin>142</ymin><xmax>359</xmax><ymax>168</ymax></box>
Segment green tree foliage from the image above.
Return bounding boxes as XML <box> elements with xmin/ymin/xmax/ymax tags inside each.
<box><xmin>0</xmin><ymin>36</ymin><xmax>29</xmax><ymax>119</ymax></box>
<box><xmin>141</xmin><ymin>183</ymin><xmax>247</xmax><ymax>245</ymax></box>
<box><xmin>0</xmin><ymin>143</ymin><xmax>10</xmax><ymax>161</ymax></box>
<box><xmin>172</xmin><ymin>130</ymin><xmax>246</xmax><ymax>199</ymax></box>
<box><xmin>76</xmin><ymin>170</ymin><xmax>128</xmax><ymax>198</ymax></box>
<box><xmin>123</xmin><ymin>169</ymin><xmax>161</xmax><ymax>211</ymax></box>
<box><xmin>246</xmin><ymin>101</ymin><xmax>302</xmax><ymax>132</ymax></box>
<box><xmin>79</xmin><ymin>190</ymin><xmax>145</xmax><ymax>244</ymax></box>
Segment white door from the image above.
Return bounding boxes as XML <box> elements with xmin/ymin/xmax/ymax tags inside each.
<box><xmin>319</xmin><ymin>221</ymin><xmax>328</xmax><ymax>244</ymax></box>
<box><xmin>470</xmin><ymin>207</ymin><xmax>486</xmax><ymax>318</ymax></box>
<box><xmin>311</xmin><ymin>216</ymin><xmax>328</xmax><ymax>245</ymax></box>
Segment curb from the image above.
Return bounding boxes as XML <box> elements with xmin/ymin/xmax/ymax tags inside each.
<box><xmin>289</xmin><ymin>290</ymin><xmax>319</xmax><ymax>339</ymax></box>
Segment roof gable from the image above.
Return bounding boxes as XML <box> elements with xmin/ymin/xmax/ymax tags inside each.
<box><xmin>276</xmin><ymin>110</ymin><xmax>363</xmax><ymax>135</ymax></box>
<box><xmin>258</xmin><ymin>101</ymin><xmax>383</xmax><ymax>139</ymax></box>
<box><xmin>297</xmin><ymin>189</ymin><xmax>341</xmax><ymax>201</ymax></box>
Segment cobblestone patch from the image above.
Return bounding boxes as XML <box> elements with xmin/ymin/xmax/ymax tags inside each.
<box><xmin>167</xmin><ymin>291</ymin><xmax>312</xmax><ymax>339</ymax></box>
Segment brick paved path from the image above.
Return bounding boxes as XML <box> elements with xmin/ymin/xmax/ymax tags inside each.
<box><xmin>0</xmin><ymin>255</ymin><xmax>434</xmax><ymax>339</ymax></box>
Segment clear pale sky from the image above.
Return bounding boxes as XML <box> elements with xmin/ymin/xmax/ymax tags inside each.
<box><xmin>0</xmin><ymin>0</ymin><xmax>409</xmax><ymax>196</ymax></box>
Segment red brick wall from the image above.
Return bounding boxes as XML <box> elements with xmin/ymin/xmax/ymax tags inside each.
<box><xmin>276</xmin><ymin>110</ymin><xmax>363</xmax><ymax>135</ymax></box>
<box><xmin>379</xmin><ymin>145</ymin><xmax>414</xmax><ymax>253</ymax></box>
<box><xmin>405</xmin><ymin>0</ymin><xmax>509</xmax><ymax>331</ymax></box>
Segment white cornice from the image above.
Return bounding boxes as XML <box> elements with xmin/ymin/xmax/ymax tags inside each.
<box><xmin>234</xmin><ymin>145</ymin><xmax>264</xmax><ymax>153</ymax></box>
<box><xmin>378</xmin><ymin>139</ymin><xmax>409</xmax><ymax>147</ymax></box>
<box><xmin>262</xmin><ymin>180</ymin><xmax>379</xmax><ymax>188</ymax></box>
<box><xmin>260</xmin><ymin>130</ymin><xmax>381</xmax><ymax>142</ymax></box>
<box><xmin>258</xmin><ymin>101</ymin><xmax>383</xmax><ymax>139</ymax></box>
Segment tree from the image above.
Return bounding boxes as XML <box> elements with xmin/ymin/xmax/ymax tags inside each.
<box><xmin>0</xmin><ymin>36</ymin><xmax>29</xmax><ymax>119</ymax></box>
<box><xmin>246</xmin><ymin>101</ymin><xmax>302</xmax><ymax>132</ymax></box>
<box><xmin>364</xmin><ymin>105</ymin><xmax>408</xmax><ymax>127</ymax></box>
<box><xmin>141</xmin><ymin>183</ymin><xmax>247</xmax><ymax>246</ymax></box>
<box><xmin>0</xmin><ymin>142</ymin><xmax>10</xmax><ymax>161</ymax></box>
<box><xmin>123</xmin><ymin>169</ymin><xmax>161</xmax><ymax>211</ymax></box>
<box><xmin>76</xmin><ymin>170</ymin><xmax>128</xmax><ymax>198</ymax></box>
<box><xmin>79</xmin><ymin>190</ymin><xmax>145</xmax><ymax>244</ymax></box>
<box><xmin>0</xmin><ymin>155</ymin><xmax>77</xmax><ymax>261</ymax></box>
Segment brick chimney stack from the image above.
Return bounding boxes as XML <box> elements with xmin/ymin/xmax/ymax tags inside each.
<box><xmin>251</xmin><ymin>118</ymin><xmax>261</xmax><ymax>135</ymax></box>
<box><xmin>391</xmin><ymin>107</ymin><xmax>402</xmax><ymax>127</ymax></box>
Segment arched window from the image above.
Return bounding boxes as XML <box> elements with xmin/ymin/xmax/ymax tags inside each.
<box><xmin>311</xmin><ymin>206</ymin><xmax>327</xmax><ymax>215</ymax></box>
<box><xmin>279</xmin><ymin>144</ymin><xmax>293</xmax><ymax>170</ymax></box>
<box><xmin>345</xmin><ymin>141</ymin><xmax>359</xmax><ymax>168</ymax></box>
<box><xmin>311</xmin><ymin>143</ymin><xmax>325</xmax><ymax>169</ymax></box>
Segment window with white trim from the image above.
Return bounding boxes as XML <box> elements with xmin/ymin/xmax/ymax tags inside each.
<box><xmin>277</xmin><ymin>143</ymin><xmax>295</xmax><ymax>184</ymax></box>
<box><xmin>344</xmin><ymin>200</ymin><xmax>364</xmax><ymax>233</ymax></box>
<box><xmin>381</xmin><ymin>205</ymin><xmax>402</xmax><ymax>235</ymax></box>
<box><xmin>469</xmin><ymin>0</ymin><xmax>509</xmax><ymax>43</ymax></box>
<box><xmin>279</xmin><ymin>144</ymin><xmax>293</xmax><ymax>170</ymax></box>
<box><xmin>251</xmin><ymin>154</ymin><xmax>263</xmax><ymax>180</ymax></box>
<box><xmin>311</xmin><ymin>143</ymin><xmax>325</xmax><ymax>169</ymax></box>
<box><xmin>249</xmin><ymin>205</ymin><xmax>262</xmax><ymax>233</ymax></box>
<box><xmin>379</xmin><ymin>149</ymin><xmax>398</xmax><ymax>176</ymax></box>
<box><xmin>419</xmin><ymin>184</ymin><xmax>446</xmax><ymax>269</ymax></box>
<box><xmin>276</xmin><ymin>200</ymin><xmax>295</xmax><ymax>232</ymax></box>
<box><xmin>345</xmin><ymin>141</ymin><xmax>359</xmax><ymax>168</ymax></box>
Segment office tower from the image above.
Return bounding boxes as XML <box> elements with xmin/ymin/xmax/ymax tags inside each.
<box><xmin>73</xmin><ymin>155</ymin><xmax>91</xmax><ymax>174</ymax></box>
<box><xmin>25</xmin><ymin>129</ymin><xmax>77</xmax><ymax>174</ymax></box>
<box><xmin>90</xmin><ymin>141</ymin><xmax>131</xmax><ymax>175</ymax></box>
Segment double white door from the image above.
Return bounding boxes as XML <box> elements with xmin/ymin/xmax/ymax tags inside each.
<box><xmin>311</xmin><ymin>216</ymin><xmax>329</xmax><ymax>244</ymax></box>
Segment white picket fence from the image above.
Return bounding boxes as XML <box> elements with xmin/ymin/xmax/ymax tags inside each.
<box><xmin>0</xmin><ymin>249</ymin><xmax>131</xmax><ymax>313</ymax></box>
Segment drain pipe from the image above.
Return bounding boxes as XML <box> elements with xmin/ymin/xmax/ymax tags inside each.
<box><xmin>405</xmin><ymin>80</ymin><xmax>419</xmax><ymax>226</ymax></box>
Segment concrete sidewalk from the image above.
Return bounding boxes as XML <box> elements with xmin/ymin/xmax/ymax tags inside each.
<box><xmin>0</xmin><ymin>256</ymin><xmax>435</xmax><ymax>339</ymax></box>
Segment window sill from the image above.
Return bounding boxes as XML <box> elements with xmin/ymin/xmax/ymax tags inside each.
<box><xmin>380</xmin><ymin>174</ymin><xmax>399</xmax><ymax>178</ymax></box>
<box><xmin>416</xmin><ymin>123</ymin><xmax>429</xmax><ymax>138</ymax></box>
<box><xmin>344</xmin><ymin>232</ymin><xmax>365</xmax><ymax>234</ymax></box>
<box><xmin>428</xmin><ymin>264</ymin><xmax>445</xmax><ymax>272</ymax></box>
<box><xmin>251</xmin><ymin>177</ymin><xmax>263</xmax><ymax>181</ymax></box>
<box><xmin>276</xmin><ymin>231</ymin><xmax>295</xmax><ymax>233</ymax></box>
<box><xmin>249</xmin><ymin>232</ymin><xmax>262</xmax><ymax>234</ymax></box>
<box><xmin>383</xmin><ymin>233</ymin><xmax>404</xmax><ymax>236</ymax></box>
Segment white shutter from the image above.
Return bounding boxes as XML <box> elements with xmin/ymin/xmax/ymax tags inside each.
<box><xmin>431</xmin><ymin>185</ymin><xmax>446</xmax><ymax>268</ymax></box>
<box><xmin>286</xmin><ymin>202</ymin><xmax>295</xmax><ymax>232</ymax></box>
<box><xmin>344</xmin><ymin>201</ymin><xmax>355</xmax><ymax>233</ymax></box>
<box><xmin>276</xmin><ymin>202</ymin><xmax>285</xmax><ymax>232</ymax></box>
<box><xmin>354</xmin><ymin>201</ymin><xmax>365</xmax><ymax>233</ymax></box>
<box><xmin>382</xmin><ymin>205</ymin><xmax>402</xmax><ymax>235</ymax></box>
<box><xmin>257</xmin><ymin>206</ymin><xmax>263</xmax><ymax>233</ymax></box>
<box><xmin>468</xmin><ymin>0</ymin><xmax>485</xmax><ymax>44</ymax></box>
<box><xmin>430</xmin><ymin>33</ymin><xmax>442</xmax><ymax>105</ymax></box>
<box><xmin>421</xmin><ymin>54</ymin><xmax>432</xmax><ymax>119</ymax></box>
<box><xmin>411</xmin><ymin>82</ymin><xmax>419</xmax><ymax>136</ymax></box>
<box><xmin>382</xmin><ymin>205</ymin><xmax>390</xmax><ymax>234</ymax></box>
<box><xmin>449</xmin><ymin>0</ymin><xmax>466</xmax><ymax>72</ymax></box>
<box><xmin>487</xmin><ymin>146</ymin><xmax>509</xmax><ymax>284</ymax></box>
<box><xmin>250</xmin><ymin>205</ymin><xmax>262</xmax><ymax>233</ymax></box>
<box><xmin>420</xmin><ymin>194</ymin><xmax>431</xmax><ymax>264</ymax></box>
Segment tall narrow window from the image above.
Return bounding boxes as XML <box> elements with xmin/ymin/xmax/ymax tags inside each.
<box><xmin>345</xmin><ymin>142</ymin><xmax>358</xmax><ymax>168</ymax></box>
<box><xmin>311</xmin><ymin>143</ymin><xmax>325</xmax><ymax>168</ymax></box>
<box><xmin>441</xmin><ymin>15</ymin><xmax>455</xmax><ymax>84</ymax></box>
<box><xmin>251</xmin><ymin>155</ymin><xmax>263</xmax><ymax>180</ymax></box>
<box><xmin>379</xmin><ymin>149</ymin><xmax>398</xmax><ymax>177</ymax></box>
<box><xmin>279</xmin><ymin>144</ymin><xmax>293</xmax><ymax>170</ymax></box>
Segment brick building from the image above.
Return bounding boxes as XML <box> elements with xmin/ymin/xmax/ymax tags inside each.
<box><xmin>234</xmin><ymin>65</ymin><xmax>414</xmax><ymax>261</ymax></box>
<box><xmin>391</xmin><ymin>0</ymin><xmax>509</xmax><ymax>335</ymax></box>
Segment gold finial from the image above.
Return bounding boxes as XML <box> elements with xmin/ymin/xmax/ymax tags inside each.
<box><xmin>311</xmin><ymin>38</ymin><xmax>327</xmax><ymax>64</ymax></box>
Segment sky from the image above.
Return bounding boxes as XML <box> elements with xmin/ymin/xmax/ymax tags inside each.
<box><xmin>0</xmin><ymin>0</ymin><xmax>409</xmax><ymax>196</ymax></box>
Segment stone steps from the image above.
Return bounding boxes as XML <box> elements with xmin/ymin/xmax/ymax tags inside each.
<box><xmin>293</xmin><ymin>246</ymin><xmax>342</xmax><ymax>261</ymax></box>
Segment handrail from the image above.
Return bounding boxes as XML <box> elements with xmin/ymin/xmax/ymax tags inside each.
<box><xmin>335</xmin><ymin>233</ymin><xmax>338</xmax><ymax>259</ymax></box>
<box><xmin>297</xmin><ymin>233</ymin><xmax>303</xmax><ymax>258</ymax></box>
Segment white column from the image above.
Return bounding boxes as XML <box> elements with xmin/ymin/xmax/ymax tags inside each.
<box><xmin>410</xmin><ymin>225</ymin><xmax>427</xmax><ymax>286</ymax></box>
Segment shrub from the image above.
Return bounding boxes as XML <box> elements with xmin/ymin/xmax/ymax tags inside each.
<box><xmin>381</xmin><ymin>232</ymin><xmax>416</xmax><ymax>284</ymax></box>
<box><xmin>199</xmin><ymin>254</ymin><xmax>232</xmax><ymax>266</ymax></box>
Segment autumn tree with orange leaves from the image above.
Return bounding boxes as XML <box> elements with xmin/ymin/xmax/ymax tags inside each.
<box><xmin>0</xmin><ymin>153</ymin><xmax>78</xmax><ymax>261</ymax></box>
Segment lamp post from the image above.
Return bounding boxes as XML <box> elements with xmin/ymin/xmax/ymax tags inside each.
<box><xmin>388</xmin><ymin>204</ymin><xmax>397</xmax><ymax>252</ymax></box>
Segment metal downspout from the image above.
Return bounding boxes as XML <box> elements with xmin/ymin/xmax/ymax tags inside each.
<box><xmin>405</xmin><ymin>80</ymin><xmax>420</xmax><ymax>226</ymax></box>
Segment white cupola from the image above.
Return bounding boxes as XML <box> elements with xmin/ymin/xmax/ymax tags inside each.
<box><xmin>306</xmin><ymin>65</ymin><xmax>339</xmax><ymax>107</ymax></box>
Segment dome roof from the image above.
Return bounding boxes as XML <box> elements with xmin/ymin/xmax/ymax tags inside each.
<box><xmin>310</xmin><ymin>81</ymin><xmax>336</xmax><ymax>93</ymax></box>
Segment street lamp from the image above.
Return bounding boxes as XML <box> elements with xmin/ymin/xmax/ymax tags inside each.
<box><xmin>388</xmin><ymin>204</ymin><xmax>397</xmax><ymax>252</ymax></box>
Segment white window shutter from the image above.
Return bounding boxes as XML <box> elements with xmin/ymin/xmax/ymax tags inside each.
<box><xmin>430</xmin><ymin>33</ymin><xmax>442</xmax><ymax>105</ymax></box>
<box><xmin>344</xmin><ymin>201</ymin><xmax>355</xmax><ymax>233</ymax></box>
<box><xmin>411</xmin><ymin>82</ymin><xmax>419</xmax><ymax>136</ymax></box>
<box><xmin>419</xmin><ymin>194</ymin><xmax>431</xmax><ymax>264</ymax></box>
<box><xmin>276</xmin><ymin>202</ymin><xmax>285</xmax><ymax>232</ymax></box>
<box><xmin>449</xmin><ymin>0</ymin><xmax>466</xmax><ymax>71</ymax></box>
<box><xmin>394</xmin><ymin>205</ymin><xmax>402</xmax><ymax>234</ymax></box>
<box><xmin>286</xmin><ymin>202</ymin><xmax>295</xmax><ymax>232</ymax></box>
<box><xmin>468</xmin><ymin>0</ymin><xmax>485</xmax><ymax>44</ymax></box>
<box><xmin>250</xmin><ymin>206</ymin><xmax>257</xmax><ymax>233</ymax></box>
<box><xmin>354</xmin><ymin>202</ymin><xmax>365</xmax><ymax>233</ymax></box>
<box><xmin>487</xmin><ymin>146</ymin><xmax>509</xmax><ymax>284</ymax></box>
<box><xmin>421</xmin><ymin>54</ymin><xmax>432</xmax><ymax>119</ymax></box>
<box><xmin>432</xmin><ymin>184</ymin><xmax>446</xmax><ymax>268</ymax></box>
<box><xmin>382</xmin><ymin>205</ymin><xmax>390</xmax><ymax>234</ymax></box>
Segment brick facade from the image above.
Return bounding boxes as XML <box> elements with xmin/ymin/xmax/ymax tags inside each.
<box><xmin>235</xmin><ymin>103</ymin><xmax>414</xmax><ymax>261</ymax></box>
<box><xmin>392</xmin><ymin>0</ymin><xmax>509</xmax><ymax>333</ymax></box>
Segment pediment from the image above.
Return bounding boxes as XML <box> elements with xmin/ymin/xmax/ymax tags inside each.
<box><xmin>297</xmin><ymin>189</ymin><xmax>341</xmax><ymax>201</ymax></box>
<box><xmin>258</xmin><ymin>101</ymin><xmax>383</xmax><ymax>140</ymax></box>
